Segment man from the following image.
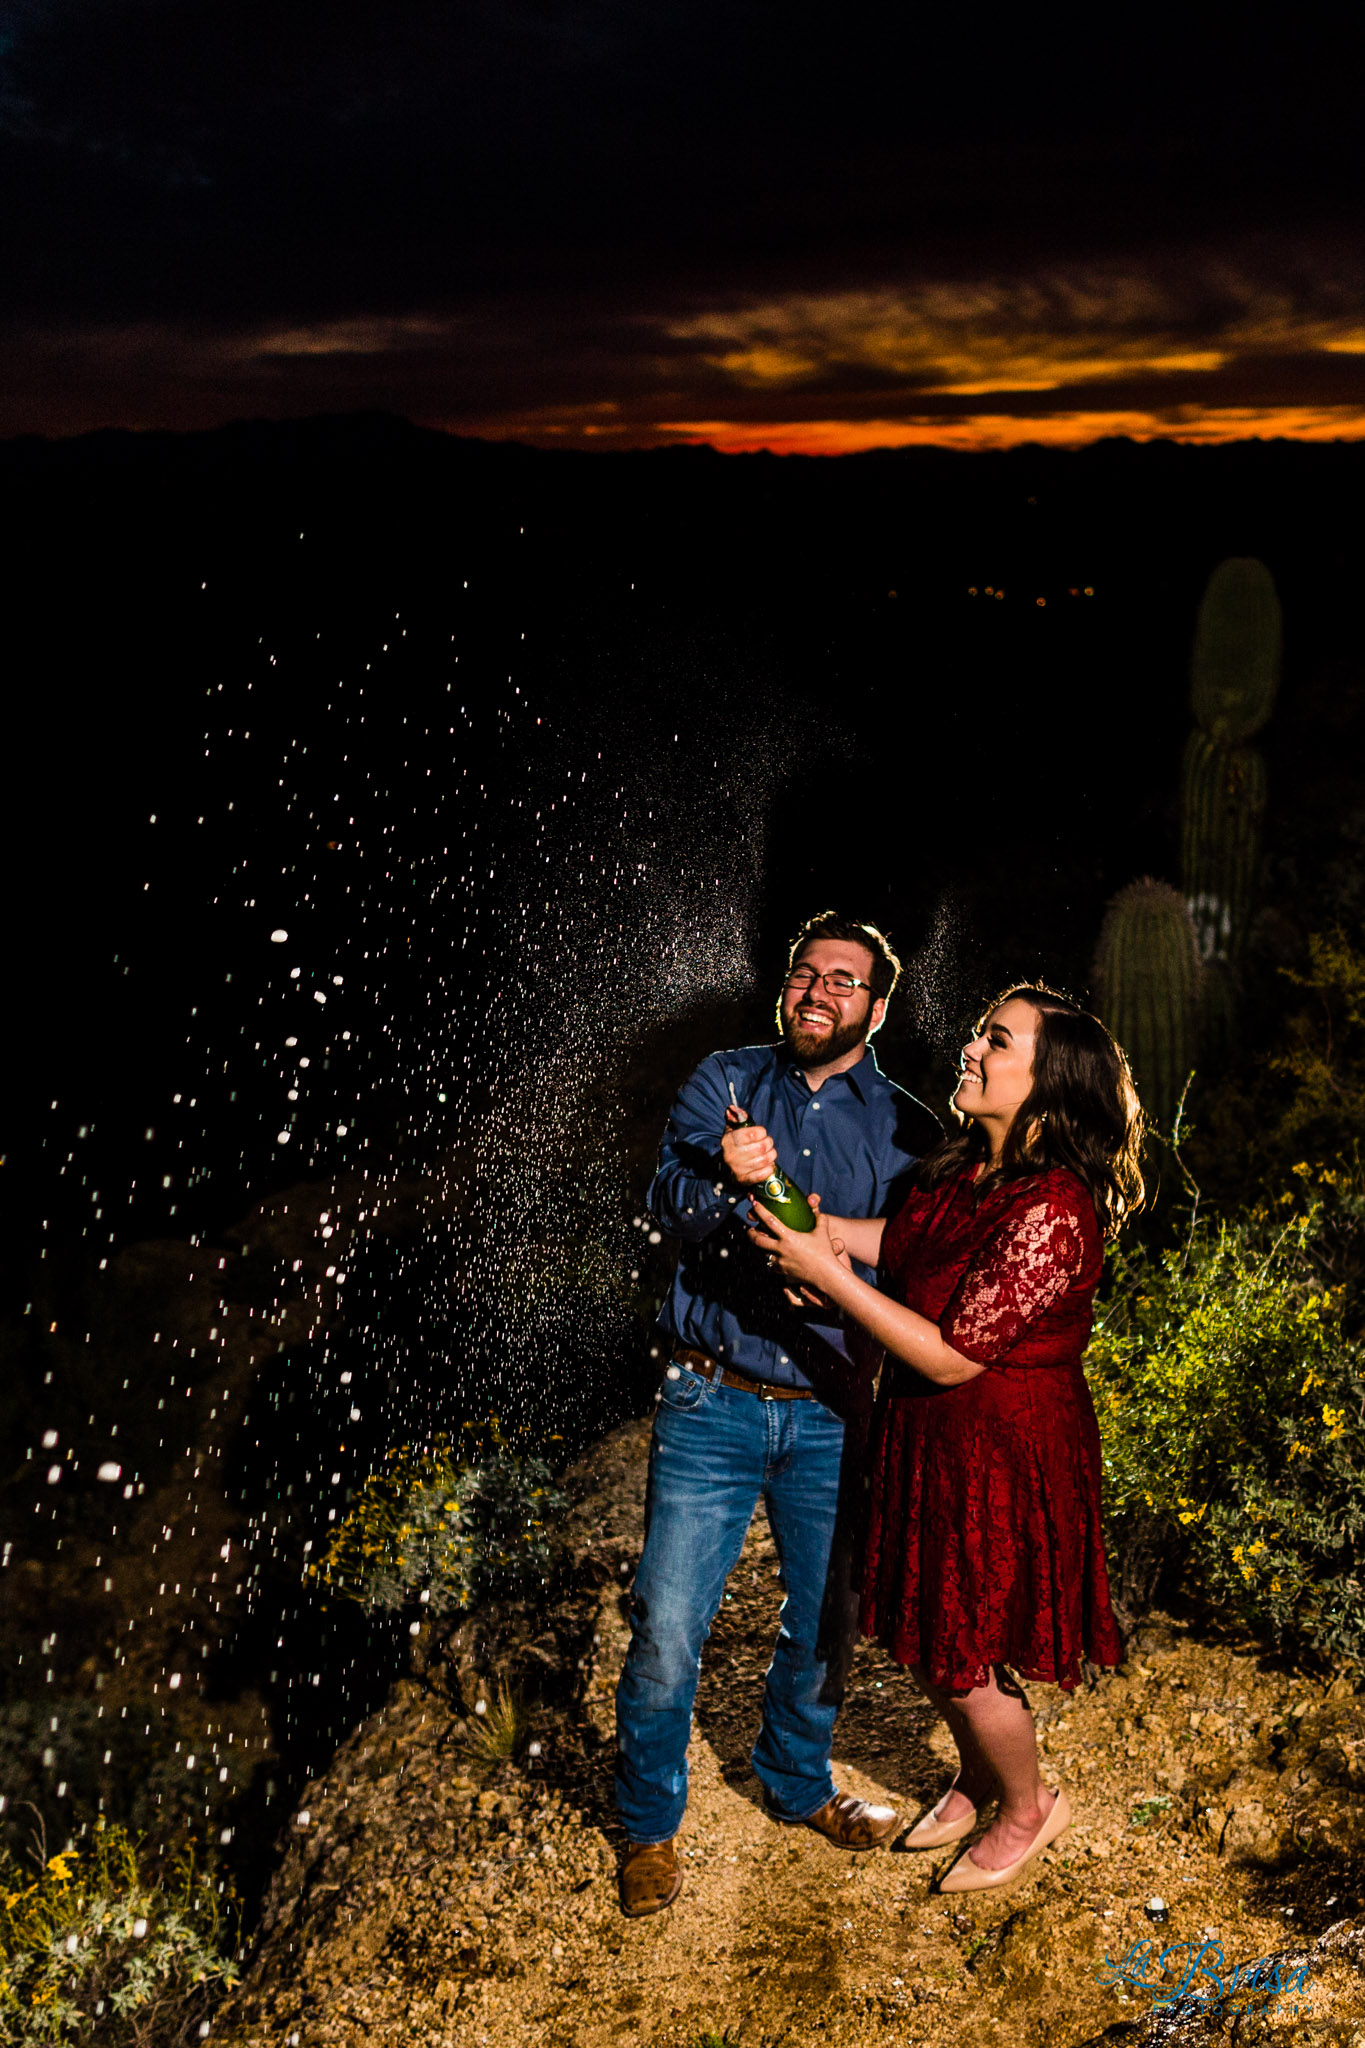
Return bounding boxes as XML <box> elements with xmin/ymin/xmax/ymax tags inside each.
<box><xmin>614</xmin><ymin>911</ymin><xmax>941</xmax><ymax>1916</ymax></box>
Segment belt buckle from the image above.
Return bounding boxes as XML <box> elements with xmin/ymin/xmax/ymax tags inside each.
<box><xmin>759</xmin><ymin>1383</ymin><xmax>775</xmax><ymax>1402</ymax></box>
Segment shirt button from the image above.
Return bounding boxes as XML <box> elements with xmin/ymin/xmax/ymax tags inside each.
<box><xmin>803</xmin><ymin>1148</ymin><xmax>811</xmax><ymax>1156</ymax></box>
<box><xmin>779</xmin><ymin>1355</ymin><xmax>789</xmax><ymax>1365</ymax></box>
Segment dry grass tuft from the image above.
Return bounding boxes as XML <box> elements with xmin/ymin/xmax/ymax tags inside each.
<box><xmin>460</xmin><ymin>1679</ymin><xmax>525</xmax><ymax>1767</ymax></box>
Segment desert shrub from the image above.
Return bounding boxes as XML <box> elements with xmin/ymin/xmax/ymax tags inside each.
<box><xmin>1180</xmin><ymin>926</ymin><xmax>1365</xmax><ymax>1212</ymax></box>
<box><xmin>1294</xmin><ymin>1155</ymin><xmax>1365</xmax><ymax>1313</ymax></box>
<box><xmin>0</xmin><ymin>1701</ymin><xmax>249</xmax><ymax>1870</ymax></box>
<box><xmin>1088</xmin><ymin>1190</ymin><xmax>1365</xmax><ymax>1661</ymax></box>
<box><xmin>0</xmin><ymin>1825</ymin><xmax>237</xmax><ymax>2045</ymax></box>
<box><xmin>1270</xmin><ymin>928</ymin><xmax>1365</xmax><ymax>1161</ymax></box>
<box><xmin>309</xmin><ymin>1430</ymin><xmax>566</xmax><ymax>1620</ymax></box>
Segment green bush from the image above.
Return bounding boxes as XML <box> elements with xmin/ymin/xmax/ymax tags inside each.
<box><xmin>309</xmin><ymin>1430</ymin><xmax>567</xmax><ymax>1620</ymax></box>
<box><xmin>1087</xmin><ymin>1185</ymin><xmax>1365</xmax><ymax>1661</ymax></box>
<box><xmin>0</xmin><ymin>1826</ymin><xmax>237</xmax><ymax>2045</ymax></box>
<box><xmin>0</xmin><ymin>1701</ymin><xmax>246</xmax><ymax>1871</ymax></box>
<box><xmin>1270</xmin><ymin>928</ymin><xmax>1365</xmax><ymax>1161</ymax></box>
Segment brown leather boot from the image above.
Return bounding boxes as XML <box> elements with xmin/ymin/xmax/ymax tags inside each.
<box><xmin>619</xmin><ymin>1837</ymin><xmax>683</xmax><ymax>1917</ymax></box>
<box><xmin>773</xmin><ymin>1790</ymin><xmax>900</xmax><ymax>1851</ymax></box>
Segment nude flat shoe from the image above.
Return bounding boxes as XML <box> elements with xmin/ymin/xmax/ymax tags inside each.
<box><xmin>900</xmin><ymin>1783</ymin><xmax>979</xmax><ymax>1850</ymax></box>
<box><xmin>937</xmin><ymin>1786</ymin><xmax>1071</xmax><ymax>1894</ymax></box>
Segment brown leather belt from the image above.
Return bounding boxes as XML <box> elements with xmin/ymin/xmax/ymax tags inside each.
<box><xmin>672</xmin><ymin>1345</ymin><xmax>814</xmax><ymax>1401</ymax></box>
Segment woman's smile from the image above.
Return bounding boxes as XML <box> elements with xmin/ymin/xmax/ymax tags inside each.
<box><xmin>952</xmin><ymin>997</ymin><xmax>1038</xmax><ymax>1130</ymax></box>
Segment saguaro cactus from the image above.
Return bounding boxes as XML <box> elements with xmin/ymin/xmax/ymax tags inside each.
<box><xmin>1182</xmin><ymin>557</ymin><xmax>1281</xmax><ymax>974</ymax></box>
<box><xmin>1093</xmin><ymin>878</ymin><xmax>1203</xmax><ymax>1136</ymax></box>
<box><xmin>1189</xmin><ymin>556</ymin><xmax>1282</xmax><ymax>746</ymax></box>
<box><xmin>1181</xmin><ymin>728</ymin><xmax>1269</xmax><ymax>971</ymax></box>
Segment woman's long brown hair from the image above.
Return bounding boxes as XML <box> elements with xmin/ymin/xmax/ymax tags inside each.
<box><xmin>917</xmin><ymin>986</ymin><xmax>1146</xmax><ymax>1237</ymax></box>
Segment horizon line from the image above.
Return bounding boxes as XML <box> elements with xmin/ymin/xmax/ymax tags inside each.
<box><xmin>7</xmin><ymin>406</ymin><xmax>1365</xmax><ymax>461</ymax></box>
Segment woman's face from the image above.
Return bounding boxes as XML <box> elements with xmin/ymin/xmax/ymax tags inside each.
<box><xmin>953</xmin><ymin>997</ymin><xmax>1039</xmax><ymax>1131</ymax></box>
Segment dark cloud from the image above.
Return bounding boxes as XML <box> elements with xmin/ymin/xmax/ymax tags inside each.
<box><xmin>4</xmin><ymin>2</ymin><xmax>1365</xmax><ymax>443</ymax></box>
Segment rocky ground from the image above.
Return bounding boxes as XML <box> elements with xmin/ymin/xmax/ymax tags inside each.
<box><xmin>215</xmin><ymin>1420</ymin><xmax>1365</xmax><ymax>2048</ymax></box>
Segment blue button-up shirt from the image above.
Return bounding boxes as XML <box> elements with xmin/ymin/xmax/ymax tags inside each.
<box><xmin>648</xmin><ymin>1041</ymin><xmax>941</xmax><ymax>1390</ymax></box>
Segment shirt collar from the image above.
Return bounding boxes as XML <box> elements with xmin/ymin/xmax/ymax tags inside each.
<box><xmin>843</xmin><ymin>1045</ymin><xmax>884</xmax><ymax>1103</ymax></box>
<box><xmin>776</xmin><ymin>1041</ymin><xmax>884</xmax><ymax>1104</ymax></box>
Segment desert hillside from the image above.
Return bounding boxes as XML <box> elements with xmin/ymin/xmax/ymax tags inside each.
<box><xmin>215</xmin><ymin>1420</ymin><xmax>1365</xmax><ymax>2048</ymax></box>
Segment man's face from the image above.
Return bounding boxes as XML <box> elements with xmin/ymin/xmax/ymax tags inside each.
<box><xmin>778</xmin><ymin>937</ymin><xmax>886</xmax><ymax>1066</ymax></box>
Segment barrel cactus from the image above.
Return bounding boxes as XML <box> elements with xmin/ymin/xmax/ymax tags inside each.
<box><xmin>1093</xmin><ymin>878</ymin><xmax>1202</xmax><ymax>1135</ymax></box>
<box><xmin>1190</xmin><ymin>556</ymin><xmax>1282</xmax><ymax>745</ymax></box>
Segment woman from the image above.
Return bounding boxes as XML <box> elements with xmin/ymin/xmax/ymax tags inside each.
<box><xmin>748</xmin><ymin>986</ymin><xmax>1143</xmax><ymax>1894</ymax></box>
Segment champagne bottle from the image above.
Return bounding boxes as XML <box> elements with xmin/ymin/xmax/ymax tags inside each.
<box><xmin>726</xmin><ymin>1089</ymin><xmax>817</xmax><ymax>1233</ymax></box>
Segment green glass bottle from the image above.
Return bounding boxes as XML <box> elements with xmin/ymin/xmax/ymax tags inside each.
<box><xmin>727</xmin><ymin>1098</ymin><xmax>817</xmax><ymax>1232</ymax></box>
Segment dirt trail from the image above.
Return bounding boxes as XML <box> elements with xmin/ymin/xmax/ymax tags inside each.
<box><xmin>218</xmin><ymin>1421</ymin><xmax>1365</xmax><ymax>2048</ymax></box>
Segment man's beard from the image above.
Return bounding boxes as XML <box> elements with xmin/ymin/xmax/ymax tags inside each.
<box><xmin>782</xmin><ymin>1005</ymin><xmax>871</xmax><ymax>1067</ymax></box>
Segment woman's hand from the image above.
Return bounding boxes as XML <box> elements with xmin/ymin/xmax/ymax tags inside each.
<box><xmin>748</xmin><ymin>1193</ymin><xmax>852</xmax><ymax>1292</ymax></box>
<box><xmin>755</xmin><ymin>1192</ymin><xmax>986</xmax><ymax>1389</ymax></box>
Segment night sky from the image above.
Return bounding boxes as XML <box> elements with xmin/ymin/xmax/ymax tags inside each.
<box><xmin>5</xmin><ymin>2</ymin><xmax>1365</xmax><ymax>450</ymax></box>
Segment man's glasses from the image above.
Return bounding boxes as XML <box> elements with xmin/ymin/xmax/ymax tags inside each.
<box><xmin>783</xmin><ymin>969</ymin><xmax>875</xmax><ymax>998</ymax></box>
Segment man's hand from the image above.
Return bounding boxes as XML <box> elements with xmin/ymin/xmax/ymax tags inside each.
<box><xmin>721</xmin><ymin>1103</ymin><xmax>779</xmax><ymax>1187</ymax></box>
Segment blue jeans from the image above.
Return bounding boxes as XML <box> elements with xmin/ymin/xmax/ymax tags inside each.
<box><xmin>614</xmin><ymin>1363</ymin><xmax>850</xmax><ymax>1844</ymax></box>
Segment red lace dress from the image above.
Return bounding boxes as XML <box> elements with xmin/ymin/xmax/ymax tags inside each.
<box><xmin>858</xmin><ymin>1165</ymin><xmax>1122</xmax><ymax>1692</ymax></box>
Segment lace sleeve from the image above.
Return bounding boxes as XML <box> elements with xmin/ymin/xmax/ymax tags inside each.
<box><xmin>939</xmin><ymin>1194</ymin><xmax>1087</xmax><ymax>1364</ymax></box>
